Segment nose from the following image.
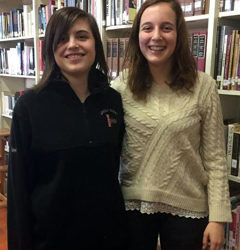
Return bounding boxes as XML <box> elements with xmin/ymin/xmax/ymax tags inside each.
<box><xmin>68</xmin><ymin>37</ymin><xmax>79</xmax><ymax>49</ymax></box>
<box><xmin>152</xmin><ymin>28</ymin><xmax>162</xmax><ymax>41</ymax></box>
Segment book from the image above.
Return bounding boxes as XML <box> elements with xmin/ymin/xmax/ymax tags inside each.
<box><xmin>224</xmin><ymin>34</ymin><xmax>232</xmax><ymax>81</ymax></box>
<box><xmin>204</xmin><ymin>0</ymin><xmax>210</xmax><ymax>13</ymax></box>
<box><xmin>192</xmin><ymin>32</ymin><xmax>199</xmax><ymax>65</ymax></box>
<box><xmin>194</xmin><ymin>0</ymin><xmax>205</xmax><ymax>15</ymax></box>
<box><xmin>39</xmin><ymin>39</ymin><xmax>43</xmax><ymax>76</ymax></box>
<box><xmin>219</xmin><ymin>0</ymin><xmax>225</xmax><ymax>11</ymax></box>
<box><xmin>111</xmin><ymin>38</ymin><xmax>119</xmax><ymax>79</ymax></box>
<box><xmin>128</xmin><ymin>0</ymin><xmax>137</xmax><ymax>24</ymax></box>
<box><xmin>221</xmin><ymin>34</ymin><xmax>229</xmax><ymax>83</ymax></box>
<box><xmin>106</xmin><ymin>38</ymin><xmax>113</xmax><ymax>78</ymax></box>
<box><xmin>118</xmin><ymin>37</ymin><xmax>129</xmax><ymax>73</ymax></box>
<box><xmin>67</xmin><ymin>0</ymin><xmax>76</xmax><ymax>7</ymax></box>
<box><xmin>224</xmin><ymin>0</ymin><xmax>234</xmax><ymax>11</ymax></box>
<box><xmin>111</xmin><ymin>0</ymin><xmax>116</xmax><ymax>26</ymax></box>
<box><xmin>123</xmin><ymin>0</ymin><xmax>129</xmax><ymax>24</ymax></box>
<box><xmin>228</xmin><ymin>204</ymin><xmax>240</xmax><ymax>250</ymax></box>
<box><xmin>185</xmin><ymin>0</ymin><xmax>194</xmax><ymax>16</ymax></box>
<box><xmin>227</xmin><ymin>123</ymin><xmax>240</xmax><ymax>174</ymax></box>
<box><xmin>234</xmin><ymin>0</ymin><xmax>240</xmax><ymax>11</ymax></box>
<box><xmin>228</xmin><ymin>29</ymin><xmax>236</xmax><ymax>79</ymax></box>
<box><xmin>115</xmin><ymin>0</ymin><xmax>122</xmax><ymax>25</ymax></box>
<box><xmin>119</xmin><ymin>37</ymin><xmax>125</xmax><ymax>73</ymax></box>
<box><xmin>23</xmin><ymin>4</ymin><xmax>32</xmax><ymax>37</ymax></box>
<box><xmin>105</xmin><ymin>0</ymin><xmax>111</xmax><ymax>26</ymax></box>
<box><xmin>231</xmin><ymin>131</ymin><xmax>240</xmax><ymax>176</ymax></box>
<box><xmin>197</xmin><ymin>31</ymin><xmax>207</xmax><ymax>72</ymax></box>
<box><xmin>231</xmin><ymin>30</ymin><xmax>240</xmax><ymax>79</ymax></box>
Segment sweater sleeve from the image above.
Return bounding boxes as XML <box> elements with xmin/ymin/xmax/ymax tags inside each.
<box><xmin>7</xmin><ymin>95</ymin><xmax>34</xmax><ymax>250</ymax></box>
<box><xmin>110</xmin><ymin>70</ymin><xmax>128</xmax><ymax>93</ymax></box>
<box><xmin>200</xmin><ymin>77</ymin><xmax>232</xmax><ymax>222</ymax></box>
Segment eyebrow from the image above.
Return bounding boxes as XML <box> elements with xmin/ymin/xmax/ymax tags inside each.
<box><xmin>140</xmin><ymin>21</ymin><xmax>175</xmax><ymax>27</ymax></box>
<box><xmin>75</xmin><ymin>30</ymin><xmax>91</xmax><ymax>34</ymax></box>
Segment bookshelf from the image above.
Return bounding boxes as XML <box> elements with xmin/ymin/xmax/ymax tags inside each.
<box><xmin>1</xmin><ymin>1</ymin><xmax>240</xmax><ymax>174</ymax></box>
<box><xmin>0</xmin><ymin>0</ymin><xmax>37</xmax><ymax>128</ymax></box>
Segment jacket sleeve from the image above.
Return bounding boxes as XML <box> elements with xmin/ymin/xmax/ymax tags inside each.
<box><xmin>200</xmin><ymin>76</ymin><xmax>232</xmax><ymax>223</ymax></box>
<box><xmin>7</xmin><ymin>96</ymin><xmax>34</xmax><ymax>250</ymax></box>
<box><xmin>118</xmin><ymin>95</ymin><xmax>125</xmax><ymax>156</ymax></box>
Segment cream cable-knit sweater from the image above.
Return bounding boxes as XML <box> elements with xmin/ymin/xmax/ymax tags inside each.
<box><xmin>112</xmin><ymin>71</ymin><xmax>232</xmax><ymax>222</ymax></box>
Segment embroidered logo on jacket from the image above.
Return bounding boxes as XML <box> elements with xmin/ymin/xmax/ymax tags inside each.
<box><xmin>100</xmin><ymin>109</ymin><xmax>118</xmax><ymax>128</ymax></box>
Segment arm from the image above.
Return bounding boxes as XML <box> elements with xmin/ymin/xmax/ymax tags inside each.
<box><xmin>200</xmin><ymin>77</ymin><xmax>232</xmax><ymax>249</ymax></box>
<box><xmin>7</xmin><ymin>96</ymin><xmax>34</xmax><ymax>250</ymax></box>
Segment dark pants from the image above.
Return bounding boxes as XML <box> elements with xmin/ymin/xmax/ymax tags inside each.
<box><xmin>126</xmin><ymin>210</ymin><xmax>208</xmax><ymax>250</ymax></box>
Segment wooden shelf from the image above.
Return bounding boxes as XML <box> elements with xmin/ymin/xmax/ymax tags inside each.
<box><xmin>229</xmin><ymin>175</ymin><xmax>240</xmax><ymax>183</ymax></box>
<box><xmin>0</xmin><ymin>74</ymin><xmax>35</xmax><ymax>79</ymax></box>
<box><xmin>218</xmin><ymin>90</ymin><xmax>240</xmax><ymax>96</ymax></box>
<box><xmin>0</xmin><ymin>36</ymin><xmax>34</xmax><ymax>42</ymax></box>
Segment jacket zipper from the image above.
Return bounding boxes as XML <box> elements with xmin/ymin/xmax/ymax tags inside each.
<box><xmin>82</xmin><ymin>102</ymin><xmax>92</xmax><ymax>145</ymax></box>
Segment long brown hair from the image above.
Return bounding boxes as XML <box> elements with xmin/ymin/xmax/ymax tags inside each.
<box><xmin>124</xmin><ymin>0</ymin><xmax>197</xmax><ymax>100</ymax></box>
<box><xmin>35</xmin><ymin>7</ymin><xmax>108</xmax><ymax>90</ymax></box>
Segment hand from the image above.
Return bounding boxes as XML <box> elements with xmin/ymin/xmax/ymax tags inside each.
<box><xmin>202</xmin><ymin>222</ymin><xmax>224</xmax><ymax>250</ymax></box>
<box><xmin>0</xmin><ymin>193</ymin><xmax>7</xmax><ymax>208</ymax></box>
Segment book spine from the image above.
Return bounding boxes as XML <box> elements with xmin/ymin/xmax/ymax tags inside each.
<box><xmin>232</xmin><ymin>31</ymin><xmax>240</xmax><ymax>79</ymax></box>
<box><xmin>185</xmin><ymin>0</ymin><xmax>194</xmax><ymax>16</ymax></box>
<box><xmin>231</xmin><ymin>132</ymin><xmax>240</xmax><ymax>176</ymax></box>
<box><xmin>224</xmin><ymin>34</ymin><xmax>232</xmax><ymax>81</ymax></box>
<box><xmin>128</xmin><ymin>0</ymin><xmax>137</xmax><ymax>24</ymax></box>
<box><xmin>111</xmin><ymin>38</ymin><xmax>119</xmax><ymax>79</ymax></box>
<box><xmin>106</xmin><ymin>38</ymin><xmax>113</xmax><ymax>78</ymax></box>
<box><xmin>192</xmin><ymin>32</ymin><xmax>199</xmax><ymax>65</ymax></box>
<box><xmin>197</xmin><ymin>30</ymin><xmax>207</xmax><ymax>72</ymax></box>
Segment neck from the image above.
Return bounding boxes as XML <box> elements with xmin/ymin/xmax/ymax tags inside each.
<box><xmin>63</xmin><ymin>72</ymin><xmax>89</xmax><ymax>103</ymax></box>
<box><xmin>149</xmin><ymin>63</ymin><xmax>172</xmax><ymax>86</ymax></box>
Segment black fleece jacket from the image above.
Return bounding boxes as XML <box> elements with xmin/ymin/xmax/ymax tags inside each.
<box><xmin>7</xmin><ymin>70</ymin><xmax>126</xmax><ymax>250</ymax></box>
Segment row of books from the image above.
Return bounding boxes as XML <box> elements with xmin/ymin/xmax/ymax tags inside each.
<box><xmin>38</xmin><ymin>1</ymin><xmax>58</xmax><ymax>35</ymax></box>
<box><xmin>226</xmin><ymin>122</ymin><xmax>240</xmax><ymax>177</ymax></box>
<box><xmin>189</xmin><ymin>30</ymin><xmax>208</xmax><ymax>72</ymax></box>
<box><xmin>222</xmin><ymin>195</ymin><xmax>240</xmax><ymax>250</ymax></box>
<box><xmin>38</xmin><ymin>0</ymin><xmax>100</xmax><ymax>35</ymax></box>
<box><xmin>64</xmin><ymin>0</ymin><xmax>94</xmax><ymax>12</ymax></box>
<box><xmin>0</xmin><ymin>43</ymin><xmax>35</xmax><ymax>76</ymax></box>
<box><xmin>105</xmin><ymin>0</ymin><xmax>146</xmax><ymax>27</ymax></box>
<box><xmin>219</xmin><ymin>0</ymin><xmax>240</xmax><ymax>12</ymax></box>
<box><xmin>107</xmin><ymin>31</ymin><xmax>207</xmax><ymax>80</ymax></box>
<box><xmin>1</xmin><ymin>91</ymin><xmax>25</xmax><ymax>118</ymax></box>
<box><xmin>0</xmin><ymin>5</ymin><xmax>33</xmax><ymax>39</ymax></box>
<box><xmin>179</xmin><ymin>0</ymin><xmax>209</xmax><ymax>16</ymax></box>
<box><xmin>180</xmin><ymin>0</ymin><xmax>239</xmax><ymax>16</ymax></box>
<box><xmin>215</xmin><ymin>27</ymin><xmax>240</xmax><ymax>90</ymax></box>
<box><xmin>107</xmin><ymin>37</ymin><xmax>129</xmax><ymax>79</ymax></box>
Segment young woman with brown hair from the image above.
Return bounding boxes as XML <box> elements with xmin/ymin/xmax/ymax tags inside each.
<box><xmin>7</xmin><ymin>7</ymin><xmax>127</xmax><ymax>250</ymax></box>
<box><xmin>112</xmin><ymin>1</ymin><xmax>232</xmax><ymax>249</ymax></box>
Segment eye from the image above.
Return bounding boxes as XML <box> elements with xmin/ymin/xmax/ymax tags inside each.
<box><xmin>59</xmin><ymin>36</ymin><xmax>68</xmax><ymax>43</ymax></box>
<box><xmin>141</xmin><ymin>26</ymin><xmax>152</xmax><ymax>32</ymax></box>
<box><xmin>162</xmin><ymin>24</ymin><xmax>174</xmax><ymax>32</ymax></box>
<box><xmin>77</xmin><ymin>34</ymin><xmax>88</xmax><ymax>40</ymax></box>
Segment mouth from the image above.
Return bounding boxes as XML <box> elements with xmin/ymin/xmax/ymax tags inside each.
<box><xmin>65</xmin><ymin>53</ymin><xmax>86</xmax><ymax>59</ymax></box>
<box><xmin>148</xmin><ymin>46</ymin><xmax>165</xmax><ymax>52</ymax></box>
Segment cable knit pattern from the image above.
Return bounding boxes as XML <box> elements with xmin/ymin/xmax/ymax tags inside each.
<box><xmin>111</xmin><ymin>71</ymin><xmax>232</xmax><ymax>222</ymax></box>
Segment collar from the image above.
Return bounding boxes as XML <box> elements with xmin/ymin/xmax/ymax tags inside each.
<box><xmin>49</xmin><ymin>68</ymin><xmax>109</xmax><ymax>95</ymax></box>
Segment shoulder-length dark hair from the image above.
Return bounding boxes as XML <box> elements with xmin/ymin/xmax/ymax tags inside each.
<box><xmin>124</xmin><ymin>0</ymin><xmax>197</xmax><ymax>100</ymax></box>
<box><xmin>35</xmin><ymin>7</ymin><xmax>108</xmax><ymax>90</ymax></box>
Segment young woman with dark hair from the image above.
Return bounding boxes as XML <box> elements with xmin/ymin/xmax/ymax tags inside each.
<box><xmin>7</xmin><ymin>7</ymin><xmax>127</xmax><ymax>250</ymax></box>
<box><xmin>112</xmin><ymin>0</ymin><xmax>232</xmax><ymax>250</ymax></box>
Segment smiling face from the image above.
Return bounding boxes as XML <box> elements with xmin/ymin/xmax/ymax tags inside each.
<box><xmin>54</xmin><ymin>18</ymin><xmax>96</xmax><ymax>79</ymax></box>
<box><xmin>139</xmin><ymin>2</ymin><xmax>177</xmax><ymax>71</ymax></box>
